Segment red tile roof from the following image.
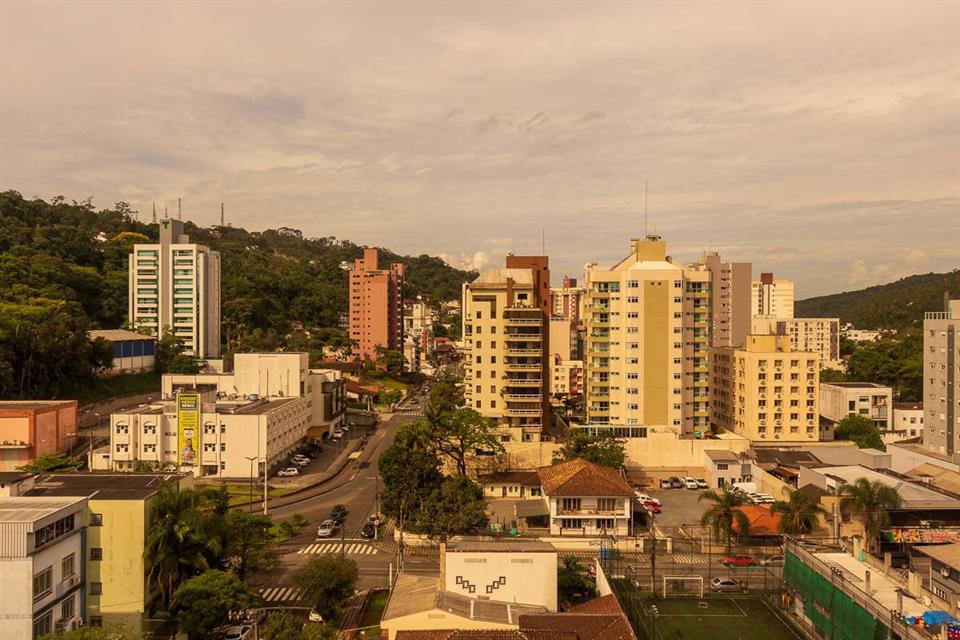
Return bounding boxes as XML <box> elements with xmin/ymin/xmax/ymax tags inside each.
<box><xmin>733</xmin><ymin>504</ymin><xmax>782</xmax><ymax>537</ymax></box>
<box><xmin>520</xmin><ymin>613</ymin><xmax>636</xmax><ymax>640</ymax></box>
<box><xmin>568</xmin><ymin>595</ymin><xmax>622</xmax><ymax>615</ymax></box>
<box><xmin>537</xmin><ymin>459</ymin><xmax>633</xmax><ymax>497</ymax></box>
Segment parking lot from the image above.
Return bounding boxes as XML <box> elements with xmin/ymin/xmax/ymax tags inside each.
<box><xmin>642</xmin><ymin>485</ymin><xmax>711</xmax><ymax>529</ymax></box>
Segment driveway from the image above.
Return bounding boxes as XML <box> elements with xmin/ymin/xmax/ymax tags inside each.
<box><xmin>645</xmin><ymin>486</ymin><xmax>711</xmax><ymax>530</ymax></box>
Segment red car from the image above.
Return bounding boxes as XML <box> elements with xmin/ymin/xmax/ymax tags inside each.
<box><xmin>722</xmin><ymin>555</ymin><xmax>755</xmax><ymax>567</ymax></box>
<box><xmin>643</xmin><ymin>500</ymin><xmax>661</xmax><ymax>514</ymax></box>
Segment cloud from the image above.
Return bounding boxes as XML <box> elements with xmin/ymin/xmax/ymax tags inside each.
<box><xmin>848</xmin><ymin>249</ymin><xmax>932</xmax><ymax>287</ymax></box>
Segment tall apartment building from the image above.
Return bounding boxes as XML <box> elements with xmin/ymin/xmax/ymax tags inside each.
<box><xmin>550</xmin><ymin>276</ymin><xmax>586</xmax><ymax>325</ymax></box>
<box><xmin>922</xmin><ymin>299</ymin><xmax>960</xmax><ymax>455</ymax></box>
<box><xmin>462</xmin><ymin>256</ymin><xmax>550</xmax><ymax>442</ymax></box>
<box><xmin>752</xmin><ymin>316</ymin><xmax>841</xmax><ymax>369</ymax></box>
<box><xmin>751</xmin><ymin>272</ymin><xmax>794</xmax><ymax>319</ymax></box>
<box><xmin>581</xmin><ymin>236</ymin><xmax>711</xmax><ymax>437</ymax></box>
<box><xmin>698</xmin><ymin>252</ymin><xmax>752</xmax><ymax>348</ymax></box>
<box><xmin>403</xmin><ymin>297</ymin><xmax>434</xmax><ymax>372</ymax></box>
<box><xmin>128</xmin><ymin>218</ymin><xmax>221</xmax><ymax>358</ymax></box>
<box><xmin>711</xmin><ymin>334</ymin><xmax>820</xmax><ymax>442</ymax></box>
<box><xmin>0</xmin><ymin>496</ymin><xmax>87</xmax><ymax>639</ymax></box>
<box><xmin>348</xmin><ymin>248</ymin><xmax>405</xmax><ymax>361</ymax></box>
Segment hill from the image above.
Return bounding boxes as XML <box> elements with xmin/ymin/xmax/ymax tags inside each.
<box><xmin>796</xmin><ymin>270</ymin><xmax>960</xmax><ymax>331</ymax></box>
<box><xmin>0</xmin><ymin>190</ymin><xmax>475</xmax><ymax>398</ymax></box>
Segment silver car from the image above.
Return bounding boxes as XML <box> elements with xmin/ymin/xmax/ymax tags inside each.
<box><xmin>710</xmin><ymin>577</ymin><xmax>741</xmax><ymax>592</ymax></box>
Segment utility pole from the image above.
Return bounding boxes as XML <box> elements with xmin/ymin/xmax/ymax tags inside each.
<box><xmin>245</xmin><ymin>456</ymin><xmax>257</xmax><ymax>514</ymax></box>
<box><xmin>650</xmin><ymin>530</ymin><xmax>657</xmax><ymax>598</ymax></box>
<box><xmin>263</xmin><ymin>458</ymin><xmax>268</xmax><ymax>516</ymax></box>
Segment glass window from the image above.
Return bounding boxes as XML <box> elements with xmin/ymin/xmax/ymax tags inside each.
<box><xmin>33</xmin><ymin>566</ymin><xmax>53</xmax><ymax>599</ymax></box>
<box><xmin>33</xmin><ymin>612</ymin><xmax>52</xmax><ymax>638</ymax></box>
<box><xmin>62</xmin><ymin>553</ymin><xmax>75</xmax><ymax>578</ymax></box>
<box><xmin>90</xmin><ymin>548</ymin><xmax>103</xmax><ymax>561</ymax></box>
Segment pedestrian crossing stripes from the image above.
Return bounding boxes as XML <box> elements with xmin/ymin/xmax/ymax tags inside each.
<box><xmin>298</xmin><ymin>542</ymin><xmax>378</xmax><ymax>555</ymax></box>
<box><xmin>671</xmin><ymin>552</ymin><xmax>708</xmax><ymax>564</ymax></box>
<box><xmin>258</xmin><ymin>587</ymin><xmax>302</xmax><ymax>602</ymax></box>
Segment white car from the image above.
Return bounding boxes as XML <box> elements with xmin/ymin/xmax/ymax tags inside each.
<box><xmin>277</xmin><ymin>467</ymin><xmax>299</xmax><ymax>477</ymax></box>
<box><xmin>291</xmin><ymin>458</ymin><xmax>309</xmax><ymax>467</ymax></box>
<box><xmin>308</xmin><ymin>607</ymin><xmax>324</xmax><ymax>623</ymax></box>
<box><xmin>223</xmin><ymin>626</ymin><xmax>253</xmax><ymax>640</ymax></box>
<box><xmin>317</xmin><ymin>519</ymin><xmax>336</xmax><ymax>538</ymax></box>
<box><xmin>684</xmin><ymin>477</ymin><xmax>699</xmax><ymax>490</ymax></box>
<box><xmin>331</xmin><ymin>430</ymin><xmax>343</xmax><ymax>440</ymax></box>
<box><xmin>696</xmin><ymin>479</ymin><xmax>709</xmax><ymax>489</ymax></box>
<box><xmin>634</xmin><ymin>492</ymin><xmax>661</xmax><ymax>506</ymax></box>
<box><xmin>292</xmin><ymin>454</ymin><xmax>310</xmax><ymax>463</ymax></box>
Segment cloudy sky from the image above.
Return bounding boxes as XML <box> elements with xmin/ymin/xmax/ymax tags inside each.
<box><xmin>1</xmin><ymin>2</ymin><xmax>958</xmax><ymax>297</ymax></box>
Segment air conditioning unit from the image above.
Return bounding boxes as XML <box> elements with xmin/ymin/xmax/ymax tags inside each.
<box><xmin>54</xmin><ymin>619</ymin><xmax>68</xmax><ymax>633</ymax></box>
<box><xmin>71</xmin><ymin>618</ymin><xmax>84</xmax><ymax>630</ymax></box>
<box><xmin>66</xmin><ymin>574</ymin><xmax>80</xmax><ymax>588</ymax></box>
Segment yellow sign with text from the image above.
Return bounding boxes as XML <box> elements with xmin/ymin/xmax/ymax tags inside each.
<box><xmin>177</xmin><ymin>392</ymin><xmax>200</xmax><ymax>466</ymax></box>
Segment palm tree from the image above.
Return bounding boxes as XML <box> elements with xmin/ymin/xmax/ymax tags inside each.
<box><xmin>144</xmin><ymin>487</ymin><xmax>212</xmax><ymax>610</ymax></box>
<box><xmin>699</xmin><ymin>487</ymin><xmax>751</xmax><ymax>553</ymax></box>
<box><xmin>838</xmin><ymin>478</ymin><xmax>902</xmax><ymax>553</ymax></box>
<box><xmin>771</xmin><ymin>489</ymin><xmax>828</xmax><ymax>535</ymax></box>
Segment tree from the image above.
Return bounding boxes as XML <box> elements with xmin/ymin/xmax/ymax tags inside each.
<box><xmin>418</xmin><ymin>408</ymin><xmax>504</xmax><ymax>475</ymax></box>
<box><xmin>224</xmin><ymin>510</ymin><xmax>277</xmax><ymax>581</ymax></box>
<box><xmin>18</xmin><ymin>451</ymin><xmax>84</xmax><ymax>473</ymax></box>
<box><xmin>771</xmin><ymin>490</ymin><xmax>828</xmax><ymax>535</ymax></box>
<box><xmin>155</xmin><ymin>328</ymin><xmax>203</xmax><ymax>374</ymax></box>
<box><xmin>173</xmin><ymin>570</ymin><xmax>258</xmax><ymax>638</ymax></box>
<box><xmin>553</xmin><ymin>430</ymin><xmax>626</xmax><ymax>469</ymax></box>
<box><xmin>144</xmin><ymin>487</ymin><xmax>214</xmax><ymax>610</ymax></box>
<box><xmin>839</xmin><ymin>477</ymin><xmax>902</xmax><ymax>553</ymax></box>
<box><xmin>260</xmin><ymin>612</ymin><xmax>338</xmax><ymax>640</ymax></box>
<box><xmin>834</xmin><ymin>414</ymin><xmax>885</xmax><ymax>450</ymax></box>
<box><xmin>425</xmin><ymin>371</ymin><xmax>466</xmax><ymax>419</ymax></box>
<box><xmin>374</xmin><ymin>345</ymin><xmax>407</xmax><ymax>376</ymax></box>
<box><xmin>420</xmin><ymin>475</ymin><xmax>489</xmax><ymax>538</ymax></box>
<box><xmin>699</xmin><ymin>487</ymin><xmax>751</xmax><ymax>553</ymax></box>
<box><xmin>378</xmin><ymin>424</ymin><xmax>444</xmax><ymax>531</ymax></box>
<box><xmin>292</xmin><ymin>555</ymin><xmax>358</xmax><ymax>623</ymax></box>
<box><xmin>557</xmin><ymin>555</ymin><xmax>595</xmax><ymax>598</ymax></box>
<box><xmin>57</xmin><ymin>626</ymin><xmax>143</xmax><ymax>640</ymax></box>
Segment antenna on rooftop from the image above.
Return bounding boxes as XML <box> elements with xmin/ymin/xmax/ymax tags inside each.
<box><xmin>178</xmin><ymin>197</ymin><xmax>182</xmax><ymax>220</ymax></box>
<box><xmin>541</xmin><ymin>228</ymin><xmax>545</xmax><ymax>256</ymax></box>
<box><xmin>152</xmin><ymin>201</ymin><xmax>157</xmax><ymax>224</ymax></box>
<box><xmin>164</xmin><ymin>204</ymin><xmax>168</xmax><ymax>218</ymax></box>
<box><xmin>644</xmin><ymin>179</ymin><xmax>649</xmax><ymax>238</ymax></box>
<box><xmin>220</xmin><ymin>202</ymin><xmax>225</xmax><ymax>228</ymax></box>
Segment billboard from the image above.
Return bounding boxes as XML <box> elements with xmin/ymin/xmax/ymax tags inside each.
<box><xmin>177</xmin><ymin>392</ymin><xmax>200</xmax><ymax>466</ymax></box>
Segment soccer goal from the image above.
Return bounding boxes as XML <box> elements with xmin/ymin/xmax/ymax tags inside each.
<box><xmin>662</xmin><ymin>575</ymin><xmax>704</xmax><ymax>598</ymax></box>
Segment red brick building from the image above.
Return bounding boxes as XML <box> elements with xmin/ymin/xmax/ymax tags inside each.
<box><xmin>349</xmin><ymin>248</ymin><xmax>405</xmax><ymax>361</ymax></box>
<box><xmin>0</xmin><ymin>401</ymin><xmax>78</xmax><ymax>470</ymax></box>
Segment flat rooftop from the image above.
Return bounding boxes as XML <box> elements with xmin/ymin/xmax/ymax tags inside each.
<box><xmin>815</xmin><ymin>552</ymin><xmax>926</xmax><ymax>617</ymax></box>
<box><xmin>115</xmin><ymin>404</ymin><xmax>164</xmax><ymax>415</ymax></box>
<box><xmin>447</xmin><ymin>540</ymin><xmax>556</xmax><ymax>553</ymax></box>
<box><xmin>0</xmin><ymin>400</ymin><xmax>76</xmax><ymax>411</ymax></box>
<box><xmin>822</xmin><ymin>382</ymin><xmax>889</xmax><ymax>389</ymax></box>
<box><xmin>0</xmin><ymin>472</ymin><xmax>35</xmax><ymax>483</ymax></box>
<box><xmin>217</xmin><ymin>397</ymin><xmax>300</xmax><ymax>415</ymax></box>
<box><xmin>0</xmin><ymin>496</ymin><xmax>85</xmax><ymax>523</ymax></box>
<box><xmin>88</xmin><ymin>329</ymin><xmax>156</xmax><ymax>342</ymax></box>
<box><xmin>814</xmin><ymin>465</ymin><xmax>960</xmax><ymax>509</ymax></box>
<box><xmin>26</xmin><ymin>473</ymin><xmax>186</xmax><ymax>500</ymax></box>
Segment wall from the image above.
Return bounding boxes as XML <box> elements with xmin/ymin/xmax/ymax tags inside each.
<box><xmin>886</xmin><ymin>442</ymin><xmax>959</xmax><ymax>474</ymax></box>
<box><xmin>0</xmin><ymin>556</ymin><xmax>34</xmax><ymax>640</ymax></box>
<box><xmin>444</xmin><ymin>551</ymin><xmax>557</xmax><ymax>611</ymax></box>
<box><xmin>86</xmin><ymin>498</ymin><xmax>148</xmax><ymax>629</ymax></box>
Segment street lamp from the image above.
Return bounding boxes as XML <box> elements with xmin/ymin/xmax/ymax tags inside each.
<box><xmin>244</xmin><ymin>456</ymin><xmax>258</xmax><ymax>514</ymax></box>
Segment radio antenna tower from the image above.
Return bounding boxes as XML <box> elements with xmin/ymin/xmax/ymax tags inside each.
<box><xmin>178</xmin><ymin>197</ymin><xmax>182</xmax><ymax>220</ymax></box>
<box><xmin>644</xmin><ymin>179</ymin><xmax>649</xmax><ymax>238</ymax></box>
<box><xmin>152</xmin><ymin>201</ymin><xmax>157</xmax><ymax>224</ymax></box>
<box><xmin>221</xmin><ymin>202</ymin><xmax>225</xmax><ymax>227</ymax></box>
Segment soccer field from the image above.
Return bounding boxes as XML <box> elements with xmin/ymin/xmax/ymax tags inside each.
<box><xmin>637</xmin><ymin>596</ymin><xmax>803</xmax><ymax>640</ymax></box>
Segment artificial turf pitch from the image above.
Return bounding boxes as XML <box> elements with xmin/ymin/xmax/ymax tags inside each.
<box><xmin>637</xmin><ymin>596</ymin><xmax>803</xmax><ymax>640</ymax></box>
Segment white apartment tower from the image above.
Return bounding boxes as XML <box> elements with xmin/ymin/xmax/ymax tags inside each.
<box><xmin>582</xmin><ymin>236</ymin><xmax>711</xmax><ymax>437</ymax></box>
<box><xmin>128</xmin><ymin>219</ymin><xmax>221</xmax><ymax>358</ymax></box>
<box><xmin>751</xmin><ymin>272</ymin><xmax>795</xmax><ymax>319</ymax></box>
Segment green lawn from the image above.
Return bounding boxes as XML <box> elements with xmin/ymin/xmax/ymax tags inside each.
<box><xmin>222</xmin><ymin>483</ymin><xmax>296</xmax><ymax>506</ymax></box>
<box><xmin>638</xmin><ymin>597</ymin><xmax>802</xmax><ymax>640</ymax></box>
<box><xmin>358</xmin><ymin>590</ymin><xmax>389</xmax><ymax>629</ymax></box>
<box><xmin>71</xmin><ymin>371</ymin><xmax>161</xmax><ymax>408</ymax></box>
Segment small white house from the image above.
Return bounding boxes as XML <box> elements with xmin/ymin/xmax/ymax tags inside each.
<box><xmin>704</xmin><ymin>449</ymin><xmax>751</xmax><ymax>488</ymax></box>
<box><xmin>443</xmin><ymin>540</ymin><xmax>558</xmax><ymax>612</ymax></box>
<box><xmin>537</xmin><ymin>458</ymin><xmax>634</xmax><ymax>537</ymax></box>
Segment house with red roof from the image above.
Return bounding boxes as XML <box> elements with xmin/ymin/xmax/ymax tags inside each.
<box><xmin>537</xmin><ymin>458</ymin><xmax>635</xmax><ymax>537</ymax></box>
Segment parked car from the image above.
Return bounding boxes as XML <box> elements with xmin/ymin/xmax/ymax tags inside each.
<box><xmin>722</xmin><ymin>555</ymin><xmax>756</xmax><ymax>567</ymax></box>
<box><xmin>223</xmin><ymin>625</ymin><xmax>254</xmax><ymax>640</ymax></box>
<box><xmin>360</xmin><ymin>521</ymin><xmax>376</xmax><ymax>539</ymax></box>
<box><xmin>332</xmin><ymin>430</ymin><xmax>343</xmax><ymax>440</ymax></box>
<box><xmin>276</xmin><ymin>467</ymin><xmax>299</xmax><ymax>477</ymax></box>
<box><xmin>308</xmin><ymin>607</ymin><xmax>324</xmax><ymax>623</ymax></box>
<box><xmin>368</xmin><ymin>513</ymin><xmax>383</xmax><ymax>525</ymax></box>
<box><xmin>330</xmin><ymin>504</ymin><xmax>348</xmax><ymax>525</ymax></box>
<box><xmin>317</xmin><ymin>519</ymin><xmax>336</xmax><ymax>538</ymax></box>
<box><xmin>710</xmin><ymin>577</ymin><xmax>741</xmax><ymax>593</ymax></box>
<box><xmin>659</xmin><ymin>478</ymin><xmax>673</xmax><ymax>489</ymax></box>
<box><xmin>635</xmin><ymin>492</ymin><xmax>661</xmax><ymax>506</ymax></box>
<box><xmin>290</xmin><ymin>458</ymin><xmax>309</xmax><ymax>467</ymax></box>
<box><xmin>760</xmin><ymin>554</ymin><xmax>784</xmax><ymax>566</ymax></box>
<box><xmin>292</xmin><ymin>454</ymin><xmax>311</xmax><ymax>463</ymax></box>
<box><xmin>669</xmin><ymin>477</ymin><xmax>685</xmax><ymax>489</ymax></box>
<box><xmin>684</xmin><ymin>477</ymin><xmax>699</xmax><ymax>490</ymax></box>
<box><xmin>642</xmin><ymin>500</ymin><xmax>661</xmax><ymax>514</ymax></box>
<box><xmin>696</xmin><ymin>479</ymin><xmax>708</xmax><ymax>489</ymax></box>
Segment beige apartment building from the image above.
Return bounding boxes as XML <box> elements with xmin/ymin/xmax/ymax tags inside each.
<box><xmin>581</xmin><ymin>236</ymin><xmax>710</xmax><ymax>437</ymax></box>
<box><xmin>922</xmin><ymin>299</ymin><xmax>960</xmax><ymax>455</ymax></box>
<box><xmin>752</xmin><ymin>316</ymin><xmax>842</xmax><ymax>369</ymax></box>
<box><xmin>462</xmin><ymin>256</ymin><xmax>551</xmax><ymax>442</ymax></box>
<box><xmin>711</xmin><ymin>334</ymin><xmax>820</xmax><ymax>442</ymax></box>
<box><xmin>819</xmin><ymin>381</ymin><xmax>892</xmax><ymax>434</ymax></box>
<box><xmin>698</xmin><ymin>252</ymin><xmax>752</xmax><ymax>348</ymax></box>
<box><xmin>128</xmin><ymin>218</ymin><xmax>221</xmax><ymax>358</ymax></box>
<box><xmin>751</xmin><ymin>272</ymin><xmax>794</xmax><ymax>319</ymax></box>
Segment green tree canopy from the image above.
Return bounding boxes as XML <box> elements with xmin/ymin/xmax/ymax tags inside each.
<box><xmin>699</xmin><ymin>487</ymin><xmax>751</xmax><ymax>553</ymax></box>
<box><xmin>292</xmin><ymin>555</ymin><xmax>359</xmax><ymax>622</ymax></box>
<box><xmin>834</xmin><ymin>414</ymin><xmax>885</xmax><ymax>450</ymax></box>
<box><xmin>771</xmin><ymin>489</ymin><xmax>828</xmax><ymax>535</ymax></box>
<box><xmin>224</xmin><ymin>510</ymin><xmax>278</xmax><ymax>581</ymax></box>
<box><xmin>173</xmin><ymin>570</ymin><xmax>258</xmax><ymax>638</ymax></box>
<box><xmin>839</xmin><ymin>477</ymin><xmax>902</xmax><ymax>552</ymax></box>
<box><xmin>416</xmin><ymin>408</ymin><xmax>504</xmax><ymax>475</ymax></box>
<box><xmin>420</xmin><ymin>475</ymin><xmax>489</xmax><ymax>538</ymax></box>
<box><xmin>378</xmin><ymin>424</ymin><xmax>445</xmax><ymax>530</ymax></box>
<box><xmin>260</xmin><ymin>612</ymin><xmax>337</xmax><ymax>640</ymax></box>
<box><xmin>553</xmin><ymin>430</ymin><xmax>626</xmax><ymax>469</ymax></box>
<box><xmin>155</xmin><ymin>328</ymin><xmax>204</xmax><ymax>374</ymax></box>
<box><xmin>18</xmin><ymin>451</ymin><xmax>84</xmax><ymax>473</ymax></box>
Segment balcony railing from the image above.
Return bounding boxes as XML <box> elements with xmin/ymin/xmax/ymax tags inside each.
<box><xmin>504</xmin><ymin>407</ymin><xmax>542</xmax><ymax>416</ymax></box>
<box><xmin>504</xmin><ymin>394</ymin><xmax>542</xmax><ymax>401</ymax></box>
<box><xmin>507</xmin><ymin>349</ymin><xmax>542</xmax><ymax>355</ymax></box>
<box><xmin>505</xmin><ymin>333</ymin><xmax>542</xmax><ymax>340</ymax></box>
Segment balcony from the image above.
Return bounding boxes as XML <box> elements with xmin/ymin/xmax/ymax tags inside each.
<box><xmin>505</xmin><ymin>333</ymin><xmax>542</xmax><ymax>341</ymax></box>
<box><xmin>504</xmin><ymin>393</ymin><xmax>542</xmax><ymax>401</ymax></box>
<box><xmin>504</xmin><ymin>407</ymin><xmax>542</xmax><ymax>416</ymax></box>
<box><xmin>505</xmin><ymin>362</ymin><xmax>540</xmax><ymax>371</ymax></box>
<box><xmin>504</xmin><ymin>317</ymin><xmax>542</xmax><ymax>326</ymax></box>
<box><xmin>505</xmin><ymin>378</ymin><xmax>543</xmax><ymax>386</ymax></box>
<box><xmin>507</xmin><ymin>348</ymin><xmax>542</xmax><ymax>356</ymax></box>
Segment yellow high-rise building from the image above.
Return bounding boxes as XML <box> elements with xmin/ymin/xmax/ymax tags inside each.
<box><xmin>582</xmin><ymin>236</ymin><xmax>711</xmax><ymax>437</ymax></box>
<box><xmin>711</xmin><ymin>334</ymin><xmax>820</xmax><ymax>442</ymax></box>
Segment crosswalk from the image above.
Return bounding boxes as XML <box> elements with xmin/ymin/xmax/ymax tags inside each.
<box><xmin>259</xmin><ymin>587</ymin><xmax>302</xmax><ymax>602</ymax></box>
<box><xmin>298</xmin><ymin>541</ymin><xmax>379</xmax><ymax>555</ymax></box>
<box><xmin>666</xmin><ymin>552</ymin><xmax>709</xmax><ymax>564</ymax></box>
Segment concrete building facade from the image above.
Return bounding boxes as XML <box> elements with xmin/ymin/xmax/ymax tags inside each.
<box><xmin>698</xmin><ymin>252</ymin><xmax>751</xmax><ymax>349</ymax></box>
<box><xmin>819</xmin><ymin>382</ymin><xmax>893</xmax><ymax>434</ymax></box>
<box><xmin>128</xmin><ymin>218</ymin><xmax>221</xmax><ymax>358</ymax></box>
<box><xmin>549</xmin><ymin>276</ymin><xmax>586</xmax><ymax>326</ymax></box>
<box><xmin>403</xmin><ymin>298</ymin><xmax>434</xmax><ymax>372</ymax></box>
<box><xmin>539</xmin><ymin>458</ymin><xmax>634</xmax><ymax>537</ymax></box>
<box><xmin>348</xmin><ymin>248</ymin><xmax>405</xmax><ymax>361</ymax></box>
<box><xmin>892</xmin><ymin>402</ymin><xmax>924</xmax><ymax>441</ymax></box>
<box><xmin>88</xmin><ymin>330</ymin><xmax>157</xmax><ymax>376</ymax></box>
<box><xmin>923</xmin><ymin>299</ymin><xmax>960</xmax><ymax>455</ymax></box>
<box><xmin>711</xmin><ymin>334</ymin><xmax>820</xmax><ymax>442</ymax></box>
<box><xmin>462</xmin><ymin>257</ymin><xmax>551</xmax><ymax>442</ymax></box>
<box><xmin>582</xmin><ymin>236</ymin><xmax>711</xmax><ymax>437</ymax></box>
<box><xmin>0</xmin><ymin>401</ymin><xmax>78</xmax><ymax>471</ymax></box>
<box><xmin>751</xmin><ymin>272</ymin><xmax>794</xmax><ymax>319</ymax></box>
<box><xmin>753</xmin><ymin>317</ymin><xmax>842</xmax><ymax>369</ymax></box>
<box><xmin>0</xmin><ymin>496</ymin><xmax>87</xmax><ymax>639</ymax></box>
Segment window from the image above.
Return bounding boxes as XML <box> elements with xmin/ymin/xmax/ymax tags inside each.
<box><xmin>90</xmin><ymin>547</ymin><xmax>103</xmax><ymax>561</ymax></box>
<box><xmin>561</xmin><ymin>498</ymin><xmax>582</xmax><ymax>512</ymax></box>
<box><xmin>33</xmin><ymin>612</ymin><xmax>53</xmax><ymax>638</ymax></box>
<box><xmin>89</xmin><ymin>513</ymin><xmax>103</xmax><ymax>526</ymax></box>
<box><xmin>33</xmin><ymin>566</ymin><xmax>53</xmax><ymax>600</ymax></box>
<box><xmin>90</xmin><ymin>582</ymin><xmax>103</xmax><ymax>595</ymax></box>
<box><xmin>61</xmin><ymin>595</ymin><xmax>75</xmax><ymax>620</ymax></box>
<box><xmin>115</xmin><ymin>423</ymin><xmax>129</xmax><ymax>434</ymax></box>
<box><xmin>143</xmin><ymin>423</ymin><xmax>157</xmax><ymax>434</ymax></box>
<box><xmin>203</xmin><ymin>423</ymin><xmax>216</xmax><ymax>434</ymax></box>
<box><xmin>717</xmin><ymin>463</ymin><xmax>729</xmax><ymax>471</ymax></box>
<box><xmin>62</xmin><ymin>553</ymin><xmax>76</xmax><ymax>578</ymax></box>
<box><xmin>144</xmin><ymin>443</ymin><xmax>156</xmax><ymax>453</ymax></box>
<box><xmin>490</xmin><ymin>400</ymin><xmax>496</xmax><ymax>408</ymax></box>
<box><xmin>628</xmin><ymin>280</ymin><xmax>639</xmax><ymax>288</ymax></box>
<box><xmin>476</xmin><ymin>385</ymin><xmax>481</xmax><ymax>393</ymax></box>
<box><xmin>34</xmin><ymin>514</ymin><xmax>75</xmax><ymax>550</ymax></box>
<box><xmin>597</xmin><ymin>498</ymin><xmax>619</xmax><ymax>512</ymax></box>
<box><xmin>220</xmin><ymin>443</ymin><xmax>227</xmax><ymax>452</ymax></box>
<box><xmin>596</xmin><ymin>518</ymin><xmax>615</xmax><ymax>531</ymax></box>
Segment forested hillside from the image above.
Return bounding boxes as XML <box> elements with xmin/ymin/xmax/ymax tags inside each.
<box><xmin>0</xmin><ymin>190</ymin><xmax>474</xmax><ymax>398</ymax></box>
<box><xmin>796</xmin><ymin>271</ymin><xmax>960</xmax><ymax>330</ymax></box>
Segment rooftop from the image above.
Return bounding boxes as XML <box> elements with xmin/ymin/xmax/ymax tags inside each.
<box><xmin>26</xmin><ymin>473</ymin><xmax>185</xmax><ymax>500</ymax></box>
<box><xmin>752</xmin><ymin>448</ymin><xmax>823</xmax><ymax>468</ymax></box>
<box><xmin>216</xmin><ymin>397</ymin><xmax>300</xmax><ymax>415</ymax></box>
<box><xmin>88</xmin><ymin>329</ymin><xmax>156</xmax><ymax>342</ymax></box>
<box><xmin>479</xmin><ymin>471</ymin><xmax>541</xmax><ymax>486</ymax></box>
<box><xmin>733</xmin><ymin>505</ymin><xmax>782</xmax><ymax>537</ymax></box>
<box><xmin>822</xmin><ymin>382</ymin><xmax>889</xmax><ymax>389</ymax></box>
<box><xmin>894</xmin><ymin>402</ymin><xmax>923</xmax><ymax>411</ymax></box>
<box><xmin>0</xmin><ymin>496</ymin><xmax>86</xmax><ymax>523</ymax></box>
<box><xmin>813</xmin><ymin>465</ymin><xmax>960</xmax><ymax>509</ymax></box>
<box><xmin>0</xmin><ymin>472</ymin><xmax>35</xmax><ymax>484</ymax></box>
<box><xmin>915</xmin><ymin>542</ymin><xmax>960</xmax><ymax>569</ymax></box>
<box><xmin>704</xmin><ymin>449</ymin><xmax>740</xmax><ymax>462</ymax></box>
<box><xmin>447</xmin><ymin>540</ymin><xmax>556</xmax><ymax>553</ymax></box>
<box><xmin>0</xmin><ymin>400</ymin><xmax>76</xmax><ymax>412</ymax></box>
<box><xmin>471</xmin><ymin>268</ymin><xmax>535</xmax><ymax>287</ymax></box>
<box><xmin>815</xmin><ymin>552</ymin><xmax>926</xmax><ymax>617</ymax></box>
<box><xmin>537</xmin><ymin>459</ymin><xmax>633</xmax><ymax>497</ymax></box>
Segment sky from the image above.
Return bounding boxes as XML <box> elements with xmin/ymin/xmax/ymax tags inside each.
<box><xmin>1</xmin><ymin>2</ymin><xmax>958</xmax><ymax>298</ymax></box>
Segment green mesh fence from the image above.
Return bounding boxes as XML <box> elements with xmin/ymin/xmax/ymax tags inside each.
<box><xmin>784</xmin><ymin>551</ymin><xmax>890</xmax><ymax>640</ymax></box>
